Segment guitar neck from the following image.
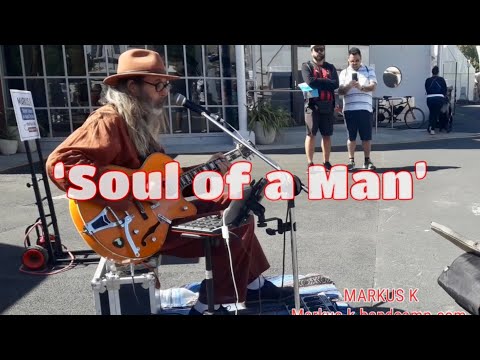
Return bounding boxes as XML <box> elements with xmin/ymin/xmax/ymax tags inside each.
<box><xmin>179</xmin><ymin>149</ymin><xmax>239</xmax><ymax>190</ymax></box>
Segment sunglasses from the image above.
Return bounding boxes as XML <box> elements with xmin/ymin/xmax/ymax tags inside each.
<box><xmin>313</xmin><ymin>47</ymin><xmax>325</xmax><ymax>52</ymax></box>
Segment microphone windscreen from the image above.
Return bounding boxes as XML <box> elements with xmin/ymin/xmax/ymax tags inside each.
<box><xmin>172</xmin><ymin>93</ymin><xmax>186</xmax><ymax>106</ymax></box>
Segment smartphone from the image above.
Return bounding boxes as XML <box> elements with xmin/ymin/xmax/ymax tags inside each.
<box><xmin>352</xmin><ymin>73</ymin><xmax>358</xmax><ymax>81</ymax></box>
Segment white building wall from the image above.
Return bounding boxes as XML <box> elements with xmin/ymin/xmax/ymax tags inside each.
<box><xmin>370</xmin><ymin>45</ymin><xmax>431</xmax><ymax>115</ymax></box>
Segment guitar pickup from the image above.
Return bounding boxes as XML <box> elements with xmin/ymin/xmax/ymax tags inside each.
<box><xmin>134</xmin><ymin>200</ymin><xmax>148</xmax><ymax>220</ymax></box>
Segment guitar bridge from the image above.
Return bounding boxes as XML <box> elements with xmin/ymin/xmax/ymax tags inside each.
<box><xmin>84</xmin><ymin>207</ymin><xmax>140</xmax><ymax>258</ymax></box>
<box><xmin>84</xmin><ymin>207</ymin><xmax>125</xmax><ymax>235</ymax></box>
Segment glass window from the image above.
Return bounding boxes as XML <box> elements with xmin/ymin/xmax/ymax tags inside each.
<box><xmin>68</xmin><ymin>79</ymin><xmax>89</xmax><ymax>107</ymax></box>
<box><xmin>66</xmin><ymin>45</ymin><xmax>86</xmax><ymax>76</ymax></box>
<box><xmin>190</xmin><ymin>111</ymin><xmax>207</xmax><ymax>133</ymax></box>
<box><xmin>255</xmin><ymin>45</ymin><xmax>291</xmax><ymax>89</ymax></box>
<box><xmin>5</xmin><ymin>109</ymin><xmax>17</xmax><ymax>126</ymax></box>
<box><xmin>105</xmin><ymin>45</ymin><xmax>124</xmax><ymax>75</ymax></box>
<box><xmin>23</xmin><ymin>45</ymin><xmax>44</xmax><ymax>76</ymax></box>
<box><xmin>44</xmin><ymin>45</ymin><xmax>65</xmax><ymax>76</ymax></box>
<box><xmin>5</xmin><ymin>79</ymin><xmax>25</xmax><ymax>107</ymax></box>
<box><xmin>221</xmin><ymin>45</ymin><xmax>236</xmax><ymax>78</ymax></box>
<box><xmin>207</xmin><ymin>107</ymin><xmax>223</xmax><ymax>132</ymax></box>
<box><xmin>146</xmin><ymin>45</ymin><xmax>165</xmax><ymax>61</ymax></box>
<box><xmin>26</xmin><ymin>79</ymin><xmax>47</xmax><ymax>107</ymax></box>
<box><xmin>167</xmin><ymin>45</ymin><xmax>184</xmax><ymax>73</ymax></box>
<box><xmin>185</xmin><ymin>45</ymin><xmax>204</xmax><ymax>77</ymax></box>
<box><xmin>223</xmin><ymin>80</ymin><xmax>237</xmax><ymax>105</ymax></box>
<box><xmin>171</xmin><ymin>107</ymin><xmax>188</xmax><ymax>133</ymax></box>
<box><xmin>51</xmin><ymin>109</ymin><xmax>71</xmax><ymax>137</ymax></box>
<box><xmin>47</xmin><ymin>79</ymin><xmax>68</xmax><ymax>107</ymax></box>
<box><xmin>2</xmin><ymin>45</ymin><xmax>22</xmax><ymax>76</ymax></box>
<box><xmin>89</xmin><ymin>79</ymin><xmax>105</xmax><ymax>107</ymax></box>
<box><xmin>1</xmin><ymin>43</ymin><xmax>240</xmax><ymax>138</ymax></box>
<box><xmin>206</xmin><ymin>46</ymin><xmax>220</xmax><ymax>77</ymax></box>
<box><xmin>35</xmin><ymin>109</ymin><xmax>50</xmax><ymax>137</ymax></box>
<box><xmin>206</xmin><ymin>79</ymin><xmax>222</xmax><ymax>105</ymax></box>
<box><xmin>72</xmin><ymin>109</ymin><xmax>90</xmax><ymax>130</ymax></box>
<box><xmin>225</xmin><ymin>107</ymin><xmax>239</xmax><ymax>130</ymax></box>
<box><xmin>188</xmin><ymin>79</ymin><xmax>205</xmax><ymax>105</ymax></box>
<box><xmin>170</xmin><ymin>79</ymin><xmax>188</xmax><ymax>106</ymax></box>
<box><xmin>86</xmin><ymin>45</ymin><xmax>107</xmax><ymax>76</ymax></box>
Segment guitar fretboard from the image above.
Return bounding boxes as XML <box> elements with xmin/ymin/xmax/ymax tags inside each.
<box><xmin>179</xmin><ymin>149</ymin><xmax>239</xmax><ymax>190</ymax></box>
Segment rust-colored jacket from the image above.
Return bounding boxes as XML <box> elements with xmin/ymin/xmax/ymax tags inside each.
<box><xmin>47</xmin><ymin>105</ymin><xmax>145</xmax><ymax>192</ymax></box>
<box><xmin>46</xmin><ymin>105</ymin><xmax>194</xmax><ymax>199</ymax></box>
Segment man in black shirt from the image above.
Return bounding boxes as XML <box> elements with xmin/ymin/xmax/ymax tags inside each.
<box><xmin>301</xmin><ymin>45</ymin><xmax>339</xmax><ymax>171</ymax></box>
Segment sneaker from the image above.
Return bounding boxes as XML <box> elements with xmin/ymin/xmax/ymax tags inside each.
<box><xmin>363</xmin><ymin>160</ymin><xmax>376</xmax><ymax>170</ymax></box>
<box><xmin>430</xmin><ymin>129</ymin><xmax>435</xmax><ymax>135</ymax></box>
<box><xmin>347</xmin><ymin>159</ymin><xmax>355</xmax><ymax>171</ymax></box>
<box><xmin>245</xmin><ymin>280</ymin><xmax>294</xmax><ymax>306</ymax></box>
<box><xmin>188</xmin><ymin>304</ymin><xmax>231</xmax><ymax>315</ymax></box>
<box><xmin>323</xmin><ymin>161</ymin><xmax>332</xmax><ymax>171</ymax></box>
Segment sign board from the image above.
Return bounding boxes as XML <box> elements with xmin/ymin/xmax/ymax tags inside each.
<box><xmin>10</xmin><ymin>89</ymin><xmax>40</xmax><ymax>141</ymax></box>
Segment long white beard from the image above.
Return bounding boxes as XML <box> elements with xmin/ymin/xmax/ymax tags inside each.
<box><xmin>149</xmin><ymin>107</ymin><xmax>164</xmax><ymax>117</ymax></box>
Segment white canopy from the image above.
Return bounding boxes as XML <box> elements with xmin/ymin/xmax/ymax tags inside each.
<box><xmin>440</xmin><ymin>45</ymin><xmax>476</xmax><ymax>101</ymax></box>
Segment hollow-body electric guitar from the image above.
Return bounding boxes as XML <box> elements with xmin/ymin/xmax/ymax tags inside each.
<box><xmin>69</xmin><ymin>144</ymin><xmax>253</xmax><ymax>264</ymax></box>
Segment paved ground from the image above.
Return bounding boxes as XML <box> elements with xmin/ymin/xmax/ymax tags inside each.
<box><xmin>1</xmin><ymin>105</ymin><xmax>479</xmax><ymax>315</ymax></box>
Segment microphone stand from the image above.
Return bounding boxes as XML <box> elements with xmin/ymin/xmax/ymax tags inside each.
<box><xmin>198</xmin><ymin>110</ymin><xmax>307</xmax><ymax>312</ymax></box>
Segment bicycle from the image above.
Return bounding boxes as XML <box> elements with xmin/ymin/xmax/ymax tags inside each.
<box><xmin>373</xmin><ymin>96</ymin><xmax>426</xmax><ymax>129</ymax></box>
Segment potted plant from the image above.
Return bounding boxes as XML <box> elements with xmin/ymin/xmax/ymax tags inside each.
<box><xmin>0</xmin><ymin>127</ymin><xmax>19</xmax><ymax>155</ymax></box>
<box><xmin>247</xmin><ymin>98</ymin><xmax>293</xmax><ymax>145</ymax></box>
<box><xmin>8</xmin><ymin>125</ymin><xmax>37</xmax><ymax>153</ymax></box>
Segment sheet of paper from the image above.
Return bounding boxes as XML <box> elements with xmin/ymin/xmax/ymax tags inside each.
<box><xmin>298</xmin><ymin>83</ymin><xmax>319</xmax><ymax>98</ymax></box>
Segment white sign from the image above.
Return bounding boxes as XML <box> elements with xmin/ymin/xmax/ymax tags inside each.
<box><xmin>10</xmin><ymin>89</ymin><xmax>40</xmax><ymax>141</ymax></box>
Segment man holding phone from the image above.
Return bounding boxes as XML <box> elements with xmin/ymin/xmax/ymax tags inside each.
<box><xmin>339</xmin><ymin>47</ymin><xmax>377</xmax><ymax>170</ymax></box>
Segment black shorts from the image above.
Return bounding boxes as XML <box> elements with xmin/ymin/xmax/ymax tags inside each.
<box><xmin>344</xmin><ymin>110</ymin><xmax>373</xmax><ymax>141</ymax></box>
<box><xmin>305</xmin><ymin>109</ymin><xmax>334</xmax><ymax>136</ymax></box>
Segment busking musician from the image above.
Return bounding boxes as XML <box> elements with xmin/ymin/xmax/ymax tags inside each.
<box><xmin>46</xmin><ymin>49</ymin><xmax>293</xmax><ymax>315</ymax></box>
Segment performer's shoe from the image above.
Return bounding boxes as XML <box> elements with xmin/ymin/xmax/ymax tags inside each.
<box><xmin>245</xmin><ymin>280</ymin><xmax>294</xmax><ymax>306</ymax></box>
<box><xmin>188</xmin><ymin>305</ymin><xmax>231</xmax><ymax>315</ymax></box>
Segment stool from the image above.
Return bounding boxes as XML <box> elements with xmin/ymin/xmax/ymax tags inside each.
<box><xmin>179</xmin><ymin>233</ymin><xmax>220</xmax><ymax>315</ymax></box>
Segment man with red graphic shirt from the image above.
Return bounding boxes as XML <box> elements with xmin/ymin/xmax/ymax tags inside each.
<box><xmin>301</xmin><ymin>45</ymin><xmax>339</xmax><ymax>171</ymax></box>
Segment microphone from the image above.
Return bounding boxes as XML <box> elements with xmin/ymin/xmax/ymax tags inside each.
<box><xmin>172</xmin><ymin>93</ymin><xmax>212</xmax><ymax>116</ymax></box>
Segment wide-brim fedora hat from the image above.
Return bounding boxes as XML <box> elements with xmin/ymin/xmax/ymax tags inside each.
<box><xmin>103</xmin><ymin>49</ymin><xmax>179</xmax><ymax>86</ymax></box>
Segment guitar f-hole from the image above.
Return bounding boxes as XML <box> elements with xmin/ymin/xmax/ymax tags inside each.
<box><xmin>141</xmin><ymin>223</ymin><xmax>161</xmax><ymax>246</ymax></box>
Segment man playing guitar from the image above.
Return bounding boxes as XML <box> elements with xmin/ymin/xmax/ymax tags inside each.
<box><xmin>46</xmin><ymin>49</ymin><xmax>293</xmax><ymax>315</ymax></box>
